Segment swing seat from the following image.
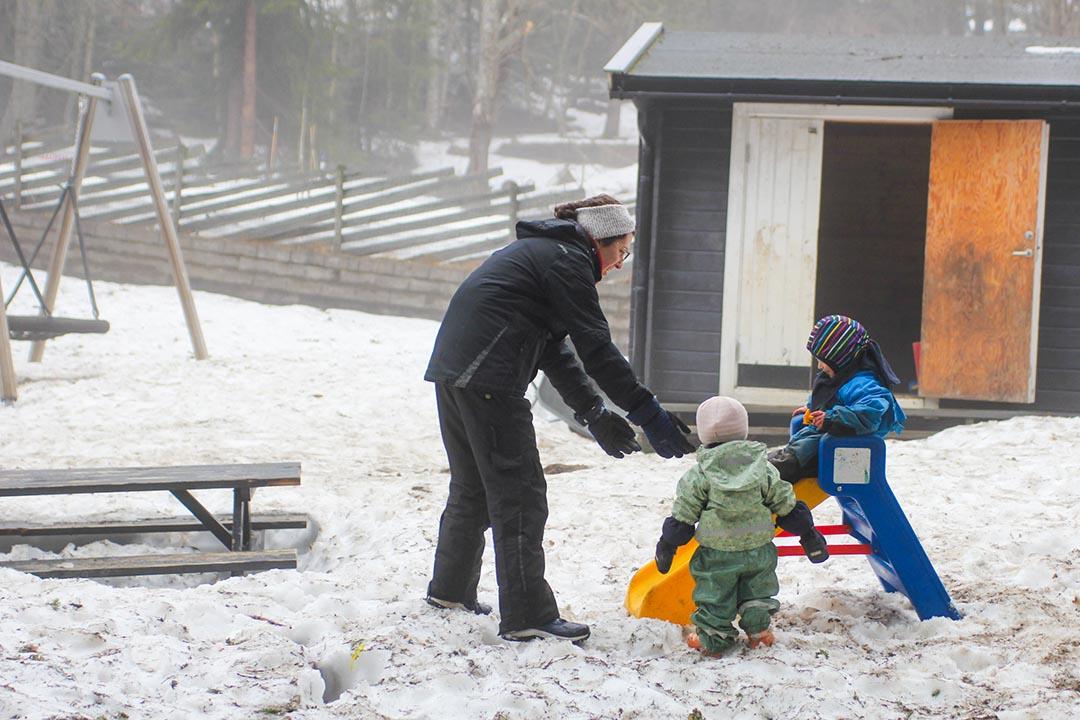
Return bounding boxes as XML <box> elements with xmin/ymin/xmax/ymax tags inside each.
<box><xmin>6</xmin><ymin>316</ymin><xmax>110</xmax><ymax>342</ymax></box>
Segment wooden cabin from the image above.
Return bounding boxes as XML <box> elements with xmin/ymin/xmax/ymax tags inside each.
<box><xmin>606</xmin><ymin>25</ymin><xmax>1080</xmax><ymax>422</ymax></box>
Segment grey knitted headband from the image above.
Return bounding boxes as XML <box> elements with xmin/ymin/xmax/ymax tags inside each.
<box><xmin>575</xmin><ymin>204</ymin><xmax>635</xmax><ymax>240</ymax></box>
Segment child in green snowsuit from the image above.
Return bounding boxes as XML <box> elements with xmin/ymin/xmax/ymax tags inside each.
<box><xmin>654</xmin><ymin>396</ymin><xmax>826</xmax><ymax>655</ymax></box>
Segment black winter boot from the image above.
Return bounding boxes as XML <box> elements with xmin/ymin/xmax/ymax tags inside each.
<box><xmin>768</xmin><ymin>446</ymin><xmax>802</xmax><ymax>484</ymax></box>
<box><xmin>425</xmin><ymin>595</ymin><xmax>493</xmax><ymax>615</ymax></box>
<box><xmin>501</xmin><ymin>618</ymin><xmax>590</xmax><ymax>643</ymax></box>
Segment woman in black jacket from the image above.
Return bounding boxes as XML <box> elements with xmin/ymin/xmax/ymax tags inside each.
<box><xmin>424</xmin><ymin>194</ymin><xmax>693</xmax><ymax>642</ymax></box>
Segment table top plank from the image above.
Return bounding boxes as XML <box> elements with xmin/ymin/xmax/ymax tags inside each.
<box><xmin>0</xmin><ymin>462</ymin><xmax>301</xmax><ymax>497</ymax></box>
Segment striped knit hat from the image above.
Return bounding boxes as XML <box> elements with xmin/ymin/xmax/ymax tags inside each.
<box><xmin>807</xmin><ymin>315</ymin><xmax>870</xmax><ymax>370</ymax></box>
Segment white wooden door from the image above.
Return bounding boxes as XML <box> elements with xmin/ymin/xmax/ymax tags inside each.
<box><xmin>735</xmin><ymin>115</ymin><xmax>824</xmax><ymax>371</ymax></box>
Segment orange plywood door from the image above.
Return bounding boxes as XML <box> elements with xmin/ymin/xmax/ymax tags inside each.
<box><xmin>920</xmin><ymin>120</ymin><xmax>1049</xmax><ymax>403</ymax></box>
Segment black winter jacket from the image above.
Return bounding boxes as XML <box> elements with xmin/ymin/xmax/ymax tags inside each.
<box><xmin>424</xmin><ymin>218</ymin><xmax>652</xmax><ymax>415</ymax></box>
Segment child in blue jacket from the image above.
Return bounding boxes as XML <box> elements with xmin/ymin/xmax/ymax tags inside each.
<box><xmin>769</xmin><ymin>315</ymin><xmax>906</xmax><ymax>483</ymax></box>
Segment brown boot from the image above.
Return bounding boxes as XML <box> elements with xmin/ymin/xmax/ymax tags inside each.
<box><xmin>747</xmin><ymin>629</ymin><xmax>775</xmax><ymax>649</ymax></box>
<box><xmin>687</xmin><ymin>632</ymin><xmax>724</xmax><ymax>658</ymax></box>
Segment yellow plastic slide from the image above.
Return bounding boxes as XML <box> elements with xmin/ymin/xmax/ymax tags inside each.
<box><xmin>625</xmin><ymin>477</ymin><xmax>831</xmax><ymax>626</ymax></box>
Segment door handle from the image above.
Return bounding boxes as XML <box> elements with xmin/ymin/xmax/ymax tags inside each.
<box><xmin>1011</xmin><ymin>249</ymin><xmax>1034</xmax><ymax>257</ymax></box>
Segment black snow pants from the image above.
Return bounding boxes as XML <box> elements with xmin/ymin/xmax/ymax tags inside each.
<box><xmin>427</xmin><ymin>383</ymin><xmax>559</xmax><ymax>634</ymax></box>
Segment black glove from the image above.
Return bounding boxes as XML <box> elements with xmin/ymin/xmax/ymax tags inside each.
<box><xmin>575</xmin><ymin>399</ymin><xmax>641</xmax><ymax>459</ymax></box>
<box><xmin>626</xmin><ymin>397</ymin><xmax>695</xmax><ymax>459</ymax></box>
<box><xmin>655</xmin><ymin>539</ymin><xmax>676</xmax><ymax>574</ymax></box>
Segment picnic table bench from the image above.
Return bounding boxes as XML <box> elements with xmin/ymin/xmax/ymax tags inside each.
<box><xmin>0</xmin><ymin>462</ymin><xmax>304</xmax><ymax>579</ymax></box>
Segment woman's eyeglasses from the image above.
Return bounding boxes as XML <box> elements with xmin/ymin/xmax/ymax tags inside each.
<box><xmin>619</xmin><ymin>246</ymin><xmax>632</xmax><ymax>263</ymax></box>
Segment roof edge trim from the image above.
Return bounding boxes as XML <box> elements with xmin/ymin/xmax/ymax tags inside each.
<box><xmin>603</xmin><ymin>22</ymin><xmax>663</xmax><ymax>75</ymax></box>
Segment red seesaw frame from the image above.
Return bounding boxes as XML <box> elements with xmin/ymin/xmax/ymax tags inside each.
<box><xmin>775</xmin><ymin>524</ymin><xmax>872</xmax><ymax>557</ymax></box>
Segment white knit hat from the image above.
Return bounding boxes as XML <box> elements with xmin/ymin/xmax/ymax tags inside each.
<box><xmin>575</xmin><ymin>204</ymin><xmax>635</xmax><ymax>240</ymax></box>
<box><xmin>695</xmin><ymin>396</ymin><xmax>749</xmax><ymax>445</ymax></box>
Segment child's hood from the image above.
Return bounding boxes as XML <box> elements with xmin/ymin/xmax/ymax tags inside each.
<box><xmin>694</xmin><ymin>439</ymin><xmax>771</xmax><ymax>491</ymax></box>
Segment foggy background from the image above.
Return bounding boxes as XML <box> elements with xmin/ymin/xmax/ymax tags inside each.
<box><xmin>2</xmin><ymin>1</ymin><xmax>1079</xmax><ymax>177</ymax></box>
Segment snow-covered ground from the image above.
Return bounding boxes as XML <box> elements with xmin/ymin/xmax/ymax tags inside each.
<box><xmin>1</xmin><ymin>264</ymin><xmax>1078</xmax><ymax>719</ymax></box>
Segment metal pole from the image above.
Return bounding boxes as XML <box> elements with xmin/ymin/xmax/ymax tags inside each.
<box><xmin>13</xmin><ymin>121</ymin><xmax>23</xmax><ymax>209</ymax></box>
<box><xmin>332</xmin><ymin>163</ymin><xmax>345</xmax><ymax>251</ymax></box>
<box><xmin>0</xmin><ymin>270</ymin><xmax>17</xmax><ymax>403</ymax></box>
<box><xmin>28</xmin><ymin>75</ymin><xmax>103</xmax><ymax>363</ymax></box>
<box><xmin>117</xmin><ymin>74</ymin><xmax>208</xmax><ymax>360</ymax></box>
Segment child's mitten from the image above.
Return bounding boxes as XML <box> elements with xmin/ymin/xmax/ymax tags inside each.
<box><xmin>777</xmin><ymin>501</ymin><xmax>830</xmax><ymax>563</ymax></box>
<box><xmin>799</xmin><ymin>528</ymin><xmax>830</xmax><ymax>564</ymax></box>
<box><xmin>662</xmin><ymin>516</ymin><xmax>695</xmax><ymax>545</ymax></box>
<box><xmin>655</xmin><ymin>539</ymin><xmax>676</xmax><ymax>574</ymax></box>
<box><xmin>776</xmin><ymin>500</ymin><xmax>814</xmax><ymax>536</ymax></box>
<box><xmin>654</xmin><ymin>516</ymin><xmax>696</xmax><ymax>573</ymax></box>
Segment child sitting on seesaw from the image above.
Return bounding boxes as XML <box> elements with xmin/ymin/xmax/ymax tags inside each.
<box><xmin>653</xmin><ymin>396</ymin><xmax>828</xmax><ymax>656</ymax></box>
<box><xmin>769</xmin><ymin>314</ymin><xmax>906</xmax><ymax>484</ymax></box>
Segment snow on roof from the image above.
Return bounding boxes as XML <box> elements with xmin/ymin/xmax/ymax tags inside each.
<box><xmin>609</xmin><ymin>26</ymin><xmax>1080</xmax><ymax>88</ymax></box>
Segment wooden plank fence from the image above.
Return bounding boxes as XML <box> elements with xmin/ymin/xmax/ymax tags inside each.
<box><xmin>1</xmin><ymin>129</ymin><xmax>602</xmax><ymax>266</ymax></box>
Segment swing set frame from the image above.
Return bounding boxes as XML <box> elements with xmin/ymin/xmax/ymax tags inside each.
<box><xmin>0</xmin><ymin>62</ymin><xmax>209</xmax><ymax>403</ymax></box>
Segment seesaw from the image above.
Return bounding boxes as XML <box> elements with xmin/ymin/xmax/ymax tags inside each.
<box><xmin>626</xmin><ymin>435</ymin><xmax>961</xmax><ymax>625</ymax></box>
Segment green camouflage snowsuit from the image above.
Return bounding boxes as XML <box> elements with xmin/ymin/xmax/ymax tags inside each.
<box><xmin>671</xmin><ymin>440</ymin><xmax>796</xmax><ymax>652</ymax></box>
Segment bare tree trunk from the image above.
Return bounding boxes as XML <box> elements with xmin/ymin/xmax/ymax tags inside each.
<box><xmin>0</xmin><ymin>0</ymin><xmax>49</xmax><ymax>141</ymax></box>
<box><xmin>467</xmin><ymin>0</ymin><xmax>528</xmax><ymax>174</ymax></box>
<box><xmin>225</xmin><ymin>74</ymin><xmax>242</xmax><ymax>158</ymax></box>
<box><xmin>551</xmin><ymin>0</ymin><xmax>579</xmax><ymax>134</ymax></box>
<box><xmin>992</xmin><ymin>0</ymin><xmax>1007</xmax><ymax>33</ymax></box>
<box><xmin>240</xmin><ymin>0</ymin><xmax>257</xmax><ymax>159</ymax></box>
<box><xmin>328</xmin><ymin>23</ymin><xmax>339</xmax><ymax>128</ymax></box>
<box><xmin>1047</xmin><ymin>0</ymin><xmax>1080</xmax><ymax>34</ymax></box>
<box><xmin>64</xmin><ymin>3</ymin><xmax>95</xmax><ymax>127</ymax></box>
<box><xmin>357</xmin><ymin>25</ymin><xmax>372</xmax><ymax>152</ymax></box>
<box><xmin>425</xmin><ymin>0</ymin><xmax>452</xmax><ymax>131</ymax></box>
<box><xmin>468</xmin><ymin>0</ymin><xmax>501</xmax><ymax>174</ymax></box>
<box><xmin>972</xmin><ymin>0</ymin><xmax>988</xmax><ymax>34</ymax></box>
<box><xmin>943</xmin><ymin>0</ymin><xmax>972</xmax><ymax>34</ymax></box>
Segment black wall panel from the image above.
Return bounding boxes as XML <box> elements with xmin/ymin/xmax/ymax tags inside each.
<box><xmin>644</xmin><ymin>103</ymin><xmax>731</xmax><ymax>405</ymax></box>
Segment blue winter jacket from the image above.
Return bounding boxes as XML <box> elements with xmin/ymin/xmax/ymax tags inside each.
<box><xmin>788</xmin><ymin>371</ymin><xmax>906</xmax><ymax>454</ymax></box>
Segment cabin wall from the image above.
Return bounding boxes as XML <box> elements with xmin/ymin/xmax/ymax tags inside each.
<box><xmin>639</xmin><ymin>102</ymin><xmax>731</xmax><ymax>405</ymax></box>
<box><xmin>635</xmin><ymin>98</ymin><xmax>1080</xmax><ymax>414</ymax></box>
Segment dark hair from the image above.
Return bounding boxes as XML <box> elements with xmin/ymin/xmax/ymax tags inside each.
<box><xmin>553</xmin><ymin>194</ymin><xmax>626</xmax><ymax>246</ymax></box>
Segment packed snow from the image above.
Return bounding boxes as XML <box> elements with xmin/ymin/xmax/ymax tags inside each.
<box><xmin>0</xmin><ymin>263</ymin><xmax>1078</xmax><ymax>719</ymax></box>
<box><xmin>1024</xmin><ymin>45</ymin><xmax>1080</xmax><ymax>55</ymax></box>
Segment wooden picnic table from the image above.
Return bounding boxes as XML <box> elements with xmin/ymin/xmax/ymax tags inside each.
<box><xmin>0</xmin><ymin>462</ymin><xmax>304</xmax><ymax>578</ymax></box>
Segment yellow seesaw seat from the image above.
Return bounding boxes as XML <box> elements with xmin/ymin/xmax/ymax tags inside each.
<box><xmin>625</xmin><ymin>477</ymin><xmax>830</xmax><ymax>626</ymax></box>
